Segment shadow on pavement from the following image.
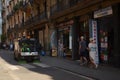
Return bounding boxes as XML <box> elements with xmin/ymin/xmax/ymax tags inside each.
<box><xmin>0</xmin><ymin>49</ymin><xmax>87</xmax><ymax>80</ymax></box>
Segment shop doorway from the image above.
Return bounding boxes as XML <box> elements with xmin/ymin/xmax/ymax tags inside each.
<box><xmin>97</xmin><ymin>15</ymin><xmax>114</xmax><ymax>63</ymax></box>
<box><xmin>79</xmin><ymin>20</ymin><xmax>89</xmax><ymax>44</ymax></box>
<box><xmin>58</xmin><ymin>26</ymin><xmax>72</xmax><ymax>59</ymax></box>
<box><xmin>79</xmin><ymin>15</ymin><xmax>90</xmax><ymax>46</ymax></box>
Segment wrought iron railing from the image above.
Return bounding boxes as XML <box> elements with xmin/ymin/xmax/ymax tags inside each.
<box><xmin>14</xmin><ymin>24</ymin><xmax>19</xmax><ymax>30</ymax></box>
<box><xmin>50</xmin><ymin>0</ymin><xmax>83</xmax><ymax>15</ymax></box>
<box><xmin>50</xmin><ymin>4</ymin><xmax>58</xmax><ymax>16</ymax></box>
<box><xmin>24</xmin><ymin>11</ymin><xmax>46</xmax><ymax>26</ymax></box>
<box><xmin>40</xmin><ymin>12</ymin><xmax>46</xmax><ymax>20</ymax></box>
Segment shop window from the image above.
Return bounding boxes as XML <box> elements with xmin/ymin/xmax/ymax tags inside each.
<box><xmin>79</xmin><ymin>20</ymin><xmax>89</xmax><ymax>44</ymax></box>
<box><xmin>58</xmin><ymin>26</ymin><xmax>72</xmax><ymax>58</ymax></box>
<box><xmin>98</xmin><ymin>15</ymin><xmax>114</xmax><ymax>63</ymax></box>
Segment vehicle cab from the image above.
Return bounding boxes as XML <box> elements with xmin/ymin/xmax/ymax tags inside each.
<box><xmin>14</xmin><ymin>38</ymin><xmax>40</xmax><ymax>62</ymax></box>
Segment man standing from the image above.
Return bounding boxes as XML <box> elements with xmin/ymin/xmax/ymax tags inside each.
<box><xmin>79</xmin><ymin>36</ymin><xmax>88</xmax><ymax>65</ymax></box>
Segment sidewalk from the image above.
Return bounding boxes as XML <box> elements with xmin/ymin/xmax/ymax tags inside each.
<box><xmin>41</xmin><ymin>56</ymin><xmax>120</xmax><ymax>80</ymax></box>
<box><xmin>0</xmin><ymin>57</ymin><xmax>16</xmax><ymax>80</ymax></box>
<box><xmin>0</xmin><ymin>66</ymin><xmax>13</xmax><ymax>80</ymax></box>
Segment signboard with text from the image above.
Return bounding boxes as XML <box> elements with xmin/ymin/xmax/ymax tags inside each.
<box><xmin>94</xmin><ymin>6</ymin><xmax>113</xmax><ymax>18</ymax></box>
<box><xmin>89</xmin><ymin>20</ymin><xmax>99</xmax><ymax>64</ymax></box>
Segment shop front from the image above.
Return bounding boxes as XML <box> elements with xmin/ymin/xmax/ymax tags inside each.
<box><xmin>27</xmin><ymin>25</ymin><xmax>45</xmax><ymax>50</ymax></box>
<box><xmin>77</xmin><ymin>5</ymin><xmax>120</xmax><ymax>66</ymax></box>
<box><xmin>93</xmin><ymin>5</ymin><xmax>120</xmax><ymax>66</ymax></box>
<box><xmin>79</xmin><ymin>15</ymin><xmax>90</xmax><ymax>45</ymax></box>
<box><xmin>49</xmin><ymin>27</ymin><xmax>57</xmax><ymax>57</ymax></box>
<box><xmin>57</xmin><ymin>20</ymin><xmax>74</xmax><ymax>59</ymax></box>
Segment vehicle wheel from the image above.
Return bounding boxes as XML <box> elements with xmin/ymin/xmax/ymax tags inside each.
<box><xmin>26</xmin><ymin>57</ymin><xmax>33</xmax><ymax>62</ymax></box>
<box><xmin>14</xmin><ymin>53</ymin><xmax>17</xmax><ymax>60</ymax></box>
<box><xmin>38</xmin><ymin>54</ymin><xmax>41</xmax><ymax>61</ymax></box>
<box><xmin>16</xmin><ymin>53</ymin><xmax>21</xmax><ymax>61</ymax></box>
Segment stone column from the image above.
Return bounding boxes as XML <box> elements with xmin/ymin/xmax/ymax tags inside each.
<box><xmin>72</xmin><ymin>17</ymin><xmax>80</xmax><ymax>60</ymax></box>
<box><xmin>48</xmin><ymin>23</ymin><xmax>56</xmax><ymax>56</ymax></box>
<box><xmin>113</xmin><ymin>4</ymin><xmax>120</xmax><ymax>67</ymax></box>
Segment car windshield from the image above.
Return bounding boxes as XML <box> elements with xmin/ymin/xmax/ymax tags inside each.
<box><xmin>19</xmin><ymin>40</ymin><xmax>35</xmax><ymax>47</ymax></box>
<box><xmin>19</xmin><ymin>39</ymin><xmax>37</xmax><ymax>52</ymax></box>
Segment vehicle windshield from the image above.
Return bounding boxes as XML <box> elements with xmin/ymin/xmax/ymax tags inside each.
<box><xmin>19</xmin><ymin>39</ymin><xmax>37</xmax><ymax>52</ymax></box>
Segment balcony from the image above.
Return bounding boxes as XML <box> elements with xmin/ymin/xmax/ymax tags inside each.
<box><xmin>7</xmin><ymin>15</ymin><xmax>10</xmax><ymax>20</ymax></box>
<box><xmin>31</xmin><ymin>15</ymin><xmax>40</xmax><ymax>25</ymax></box>
<box><xmin>2</xmin><ymin>8</ymin><xmax>5</xmax><ymax>13</ymax></box>
<box><xmin>69</xmin><ymin>0</ymin><xmax>84</xmax><ymax>7</ymax></box>
<box><xmin>19</xmin><ymin>22</ymin><xmax>24</xmax><ymax>28</ymax></box>
<box><xmin>50</xmin><ymin>4</ymin><xmax>58</xmax><ymax>16</ymax></box>
<box><xmin>50</xmin><ymin>0</ymin><xmax>84</xmax><ymax>16</ymax></box>
<box><xmin>14</xmin><ymin>24</ymin><xmax>19</xmax><ymax>30</ymax></box>
<box><xmin>29</xmin><ymin>0</ymin><xmax>34</xmax><ymax>5</ymax></box>
<box><xmin>7</xmin><ymin>11</ymin><xmax>14</xmax><ymax>19</ymax></box>
<box><xmin>50</xmin><ymin>0</ymin><xmax>102</xmax><ymax>19</ymax></box>
<box><xmin>23</xmin><ymin>11</ymin><xmax>47</xmax><ymax>28</ymax></box>
<box><xmin>7</xmin><ymin>28</ymin><xmax>10</xmax><ymax>33</ymax></box>
<box><xmin>2</xmin><ymin>19</ymin><xmax>5</xmax><ymax>25</ymax></box>
<box><xmin>40</xmin><ymin>12</ymin><xmax>46</xmax><ymax>20</ymax></box>
<box><xmin>13</xmin><ymin>1</ymin><xmax>23</xmax><ymax>12</ymax></box>
<box><xmin>22</xmin><ymin>1</ymin><xmax>27</xmax><ymax>9</ymax></box>
<box><xmin>7</xmin><ymin>28</ymin><xmax>12</xmax><ymax>33</ymax></box>
<box><xmin>24</xmin><ymin>18</ymin><xmax>33</xmax><ymax>26</ymax></box>
<box><xmin>7</xmin><ymin>25</ymin><xmax>12</xmax><ymax>33</ymax></box>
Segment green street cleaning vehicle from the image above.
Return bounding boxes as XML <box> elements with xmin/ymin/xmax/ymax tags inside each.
<box><xmin>14</xmin><ymin>38</ymin><xmax>40</xmax><ymax>62</ymax></box>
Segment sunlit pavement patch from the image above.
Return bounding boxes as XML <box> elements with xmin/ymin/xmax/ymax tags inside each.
<box><xmin>33</xmin><ymin>63</ymin><xmax>50</xmax><ymax>68</ymax></box>
<box><xmin>0</xmin><ymin>66</ymin><xmax>2</xmax><ymax>69</ymax></box>
<box><xmin>20</xmin><ymin>64</ymin><xmax>36</xmax><ymax>69</ymax></box>
<box><xmin>0</xmin><ymin>57</ymin><xmax>19</xmax><ymax>71</ymax></box>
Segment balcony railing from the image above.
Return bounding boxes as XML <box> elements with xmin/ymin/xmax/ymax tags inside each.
<box><xmin>14</xmin><ymin>24</ymin><xmax>19</xmax><ymax>30</ymax></box>
<box><xmin>24</xmin><ymin>11</ymin><xmax>46</xmax><ymax>27</ymax></box>
<box><xmin>50</xmin><ymin>0</ymin><xmax>102</xmax><ymax>16</ymax></box>
<box><xmin>7</xmin><ymin>10</ymin><xmax>14</xmax><ymax>19</ymax></box>
<box><xmin>7</xmin><ymin>28</ymin><xmax>10</xmax><ymax>33</ymax></box>
<box><xmin>32</xmin><ymin>15</ymin><xmax>39</xmax><ymax>22</ymax></box>
<box><xmin>29</xmin><ymin>0</ymin><xmax>34</xmax><ymax>5</ymax></box>
<box><xmin>2</xmin><ymin>18</ymin><xmax>5</xmax><ymax>24</ymax></box>
<box><xmin>50</xmin><ymin>4</ymin><xmax>58</xmax><ymax>16</ymax></box>
<box><xmin>50</xmin><ymin>0</ymin><xmax>84</xmax><ymax>16</ymax></box>
<box><xmin>18</xmin><ymin>22</ymin><xmax>24</xmax><ymax>28</ymax></box>
<box><xmin>40</xmin><ymin>12</ymin><xmax>46</xmax><ymax>20</ymax></box>
<box><xmin>13</xmin><ymin>1</ymin><xmax>23</xmax><ymax>12</ymax></box>
<box><xmin>24</xmin><ymin>19</ymin><xmax>33</xmax><ymax>26</ymax></box>
<box><xmin>69</xmin><ymin>0</ymin><xmax>84</xmax><ymax>7</ymax></box>
<box><xmin>7</xmin><ymin>25</ymin><xmax>13</xmax><ymax>33</ymax></box>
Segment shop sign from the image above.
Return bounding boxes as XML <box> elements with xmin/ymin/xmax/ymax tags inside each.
<box><xmin>94</xmin><ymin>6</ymin><xmax>113</xmax><ymax>18</ymax></box>
<box><xmin>89</xmin><ymin>20</ymin><xmax>99</xmax><ymax>64</ymax></box>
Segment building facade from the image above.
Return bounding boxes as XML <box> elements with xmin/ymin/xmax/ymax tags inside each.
<box><xmin>2</xmin><ymin>0</ymin><xmax>120</xmax><ymax>67</ymax></box>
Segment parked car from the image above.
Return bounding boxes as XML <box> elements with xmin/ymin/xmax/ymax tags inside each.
<box><xmin>1</xmin><ymin>42</ymin><xmax>9</xmax><ymax>50</ymax></box>
<box><xmin>14</xmin><ymin>38</ymin><xmax>40</xmax><ymax>62</ymax></box>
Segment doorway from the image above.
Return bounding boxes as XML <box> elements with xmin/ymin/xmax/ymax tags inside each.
<box><xmin>58</xmin><ymin>26</ymin><xmax>72</xmax><ymax>59</ymax></box>
<box><xmin>97</xmin><ymin>15</ymin><xmax>114</xmax><ymax>63</ymax></box>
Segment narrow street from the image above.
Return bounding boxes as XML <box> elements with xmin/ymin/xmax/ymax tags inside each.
<box><xmin>0</xmin><ymin>49</ymin><xmax>93</xmax><ymax>80</ymax></box>
<box><xmin>1</xmin><ymin>0</ymin><xmax>120</xmax><ymax>80</ymax></box>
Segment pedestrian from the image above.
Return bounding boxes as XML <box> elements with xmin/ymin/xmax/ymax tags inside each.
<box><xmin>79</xmin><ymin>36</ymin><xmax>88</xmax><ymax>65</ymax></box>
<box><xmin>10</xmin><ymin>43</ymin><xmax>13</xmax><ymax>51</ymax></box>
<box><xmin>88</xmin><ymin>38</ymin><xmax>98</xmax><ymax>68</ymax></box>
<box><xmin>58</xmin><ymin>40</ymin><xmax>64</xmax><ymax>57</ymax></box>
